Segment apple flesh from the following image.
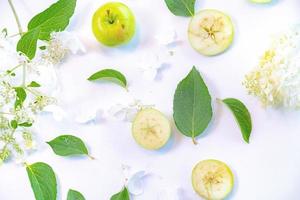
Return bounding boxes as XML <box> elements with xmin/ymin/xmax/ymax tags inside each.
<box><xmin>188</xmin><ymin>9</ymin><xmax>234</xmax><ymax>56</ymax></box>
<box><xmin>192</xmin><ymin>159</ymin><xmax>234</xmax><ymax>200</ymax></box>
<box><xmin>92</xmin><ymin>2</ymin><xmax>136</xmax><ymax>46</ymax></box>
<box><xmin>250</xmin><ymin>0</ymin><xmax>272</xmax><ymax>3</ymax></box>
<box><xmin>132</xmin><ymin>108</ymin><xmax>171</xmax><ymax>150</ymax></box>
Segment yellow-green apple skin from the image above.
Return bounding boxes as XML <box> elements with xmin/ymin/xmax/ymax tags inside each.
<box><xmin>92</xmin><ymin>2</ymin><xmax>136</xmax><ymax>46</ymax></box>
<box><xmin>250</xmin><ymin>0</ymin><xmax>272</xmax><ymax>3</ymax></box>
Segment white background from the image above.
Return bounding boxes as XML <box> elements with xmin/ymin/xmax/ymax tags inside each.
<box><xmin>0</xmin><ymin>0</ymin><xmax>300</xmax><ymax>199</ymax></box>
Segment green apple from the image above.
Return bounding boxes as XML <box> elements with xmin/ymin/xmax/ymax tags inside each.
<box><xmin>132</xmin><ymin>108</ymin><xmax>171</xmax><ymax>150</ymax></box>
<box><xmin>192</xmin><ymin>159</ymin><xmax>234</xmax><ymax>200</ymax></box>
<box><xmin>250</xmin><ymin>0</ymin><xmax>272</xmax><ymax>3</ymax></box>
<box><xmin>188</xmin><ymin>9</ymin><xmax>234</xmax><ymax>56</ymax></box>
<box><xmin>92</xmin><ymin>2</ymin><xmax>136</xmax><ymax>46</ymax></box>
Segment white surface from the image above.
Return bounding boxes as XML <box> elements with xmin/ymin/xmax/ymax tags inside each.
<box><xmin>0</xmin><ymin>0</ymin><xmax>300</xmax><ymax>199</ymax></box>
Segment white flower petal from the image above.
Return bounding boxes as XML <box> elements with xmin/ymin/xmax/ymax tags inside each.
<box><xmin>75</xmin><ymin>108</ymin><xmax>103</xmax><ymax>124</ymax></box>
<box><xmin>108</xmin><ymin>103</ymin><xmax>139</xmax><ymax>122</ymax></box>
<box><xmin>14</xmin><ymin>154</ymin><xmax>26</xmax><ymax>166</ymax></box>
<box><xmin>155</xmin><ymin>29</ymin><xmax>178</xmax><ymax>46</ymax></box>
<box><xmin>143</xmin><ymin>67</ymin><xmax>159</xmax><ymax>81</ymax></box>
<box><xmin>157</xmin><ymin>186</ymin><xmax>183</xmax><ymax>200</ymax></box>
<box><xmin>51</xmin><ymin>31</ymin><xmax>86</xmax><ymax>54</ymax></box>
<box><xmin>44</xmin><ymin>105</ymin><xmax>66</xmax><ymax>121</ymax></box>
<box><xmin>127</xmin><ymin>171</ymin><xmax>147</xmax><ymax>196</ymax></box>
<box><xmin>28</xmin><ymin>63</ymin><xmax>59</xmax><ymax>95</ymax></box>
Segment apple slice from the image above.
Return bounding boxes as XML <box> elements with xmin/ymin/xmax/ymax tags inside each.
<box><xmin>192</xmin><ymin>159</ymin><xmax>234</xmax><ymax>200</ymax></box>
<box><xmin>250</xmin><ymin>0</ymin><xmax>272</xmax><ymax>3</ymax></box>
<box><xmin>188</xmin><ymin>9</ymin><xmax>234</xmax><ymax>56</ymax></box>
<box><xmin>132</xmin><ymin>108</ymin><xmax>171</xmax><ymax>150</ymax></box>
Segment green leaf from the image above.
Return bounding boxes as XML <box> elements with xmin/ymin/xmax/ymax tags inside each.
<box><xmin>110</xmin><ymin>187</ymin><xmax>130</xmax><ymax>200</ymax></box>
<box><xmin>39</xmin><ymin>46</ymin><xmax>47</xmax><ymax>50</ymax></box>
<box><xmin>19</xmin><ymin>122</ymin><xmax>33</xmax><ymax>127</ymax></box>
<box><xmin>26</xmin><ymin>162</ymin><xmax>57</xmax><ymax>200</ymax></box>
<box><xmin>2</xmin><ymin>28</ymin><xmax>8</xmax><ymax>37</ymax></box>
<box><xmin>28</xmin><ymin>81</ymin><xmax>41</xmax><ymax>87</ymax></box>
<box><xmin>14</xmin><ymin>87</ymin><xmax>27</xmax><ymax>108</ymax></box>
<box><xmin>67</xmin><ymin>189</ymin><xmax>85</xmax><ymax>200</ymax></box>
<box><xmin>17</xmin><ymin>28</ymin><xmax>40</xmax><ymax>59</ymax></box>
<box><xmin>87</xmin><ymin>69</ymin><xmax>127</xmax><ymax>88</ymax></box>
<box><xmin>164</xmin><ymin>0</ymin><xmax>195</xmax><ymax>16</ymax></box>
<box><xmin>10</xmin><ymin>120</ymin><xmax>18</xmax><ymax>129</ymax></box>
<box><xmin>47</xmin><ymin>135</ymin><xmax>90</xmax><ymax>157</ymax></box>
<box><xmin>28</xmin><ymin>0</ymin><xmax>77</xmax><ymax>40</ymax></box>
<box><xmin>173</xmin><ymin>66</ymin><xmax>212</xmax><ymax>144</ymax></box>
<box><xmin>221</xmin><ymin>98</ymin><xmax>252</xmax><ymax>143</ymax></box>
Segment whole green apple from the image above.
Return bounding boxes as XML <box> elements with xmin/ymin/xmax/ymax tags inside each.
<box><xmin>92</xmin><ymin>2</ymin><xmax>136</xmax><ymax>46</ymax></box>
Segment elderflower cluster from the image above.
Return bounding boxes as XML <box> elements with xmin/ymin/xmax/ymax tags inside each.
<box><xmin>244</xmin><ymin>25</ymin><xmax>300</xmax><ymax>108</ymax></box>
<box><xmin>0</xmin><ymin>29</ymin><xmax>84</xmax><ymax>164</ymax></box>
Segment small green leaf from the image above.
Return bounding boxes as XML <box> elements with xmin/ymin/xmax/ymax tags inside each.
<box><xmin>221</xmin><ymin>98</ymin><xmax>252</xmax><ymax>143</ymax></box>
<box><xmin>164</xmin><ymin>0</ymin><xmax>195</xmax><ymax>16</ymax></box>
<box><xmin>10</xmin><ymin>120</ymin><xmax>18</xmax><ymax>129</ymax></box>
<box><xmin>67</xmin><ymin>189</ymin><xmax>85</xmax><ymax>200</ymax></box>
<box><xmin>110</xmin><ymin>187</ymin><xmax>130</xmax><ymax>200</ymax></box>
<box><xmin>39</xmin><ymin>46</ymin><xmax>47</xmax><ymax>50</ymax></box>
<box><xmin>173</xmin><ymin>66</ymin><xmax>212</xmax><ymax>144</ymax></box>
<box><xmin>19</xmin><ymin>122</ymin><xmax>33</xmax><ymax>127</ymax></box>
<box><xmin>14</xmin><ymin>87</ymin><xmax>27</xmax><ymax>108</ymax></box>
<box><xmin>28</xmin><ymin>0</ymin><xmax>77</xmax><ymax>40</ymax></box>
<box><xmin>47</xmin><ymin>135</ymin><xmax>90</xmax><ymax>157</ymax></box>
<box><xmin>2</xmin><ymin>28</ymin><xmax>8</xmax><ymax>37</ymax></box>
<box><xmin>17</xmin><ymin>28</ymin><xmax>40</xmax><ymax>59</ymax></box>
<box><xmin>88</xmin><ymin>69</ymin><xmax>127</xmax><ymax>88</ymax></box>
<box><xmin>28</xmin><ymin>81</ymin><xmax>41</xmax><ymax>87</ymax></box>
<box><xmin>26</xmin><ymin>162</ymin><xmax>57</xmax><ymax>200</ymax></box>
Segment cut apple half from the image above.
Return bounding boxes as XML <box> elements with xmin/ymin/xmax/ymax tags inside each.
<box><xmin>250</xmin><ymin>0</ymin><xmax>272</xmax><ymax>3</ymax></box>
<box><xmin>188</xmin><ymin>9</ymin><xmax>234</xmax><ymax>56</ymax></box>
<box><xmin>192</xmin><ymin>159</ymin><xmax>234</xmax><ymax>200</ymax></box>
<box><xmin>132</xmin><ymin>108</ymin><xmax>171</xmax><ymax>150</ymax></box>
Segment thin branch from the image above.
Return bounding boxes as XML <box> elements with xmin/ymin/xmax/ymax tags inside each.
<box><xmin>7</xmin><ymin>0</ymin><xmax>23</xmax><ymax>35</ymax></box>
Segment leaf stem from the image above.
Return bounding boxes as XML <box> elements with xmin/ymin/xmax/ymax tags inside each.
<box><xmin>25</xmin><ymin>87</ymin><xmax>41</xmax><ymax>97</ymax></box>
<box><xmin>22</xmin><ymin>65</ymin><xmax>26</xmax><ymax>86</ymax></box>
<box><xmin>7</xmin><ymin>0</ymin><xmax>23</xmax><ymax>35</ymax></box>
<box><xmin>0</xmin><ymin>112</ymin><xmax>14</xmax><ymax>115</ymax></box>
<box><xmin>216</xmin><ymin>98</ymin><xmax>222</xmax><ymax>103</ymax></box>
<box><xmin>192</xmin><ymin>137</ymin><xmax>198</xmax><ymax>145</ymax></box>
<box><xmin>23</xmin><ymin>162</ymin><xmax>29</xmax><ymax>167</ymax></box>
<box><xmin>8</xmin><ymin>32</ymin><xmax>21</xmax><ymax>38</ymax></box>
<box><xmin>1</xmin><ymin>64</ymin><xmax>22</xmax><ymax>78</ymax></box>
<box><xmin>87</xmin><ymin>154</ymin><xmax>95</xmax><ymax>160</ymax></box>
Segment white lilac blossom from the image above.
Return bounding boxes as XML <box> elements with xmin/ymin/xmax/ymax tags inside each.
<box><xmin>0</xmin><ymin>29</ymin><xmax>84</xmax><ymax>164</ymax></box>
<box><xmin>244</xmin><ymin>25</ymin><xmax>300</xmax><ymax>108</ymax></box>
<box><xmin>42</xmin><ymin>31</ymin><xmax>86</xmax><ymax>64</ymax></box>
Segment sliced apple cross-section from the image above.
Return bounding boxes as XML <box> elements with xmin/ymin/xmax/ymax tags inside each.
<box><xmin>192</xmin><ymin>159</ymin><xmax>234</xmax><ymax>200</ymax></box>
<box><xmin>132</xmin><ymin>108</ymin><xmax>171</xmax><ymax>150</ymax></box>
<box><xmin>188</xmin><ymin>9</ymin><xmax>234</xmax><ymax>56</ymax></box>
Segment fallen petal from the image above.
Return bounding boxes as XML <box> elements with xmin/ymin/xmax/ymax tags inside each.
<box><xmin>127</xmin><ymin>171</ymin><xmax>147</xmax><ymax>196</ymax></box>
<box><xmin>44</xmin><ymin>105</ymin><xmax>67</xmax><ymax>121</ymax></box>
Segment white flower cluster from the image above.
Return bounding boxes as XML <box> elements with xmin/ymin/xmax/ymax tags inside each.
<box><xmin>244</xmin><ymin>25</ymin><xmax>300</xmax><ymax>108</ymax></box>
<box><xmin>0</xmin><ymin>29</ymin><xmax>84</xmax><ymax>164</ymax></box>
